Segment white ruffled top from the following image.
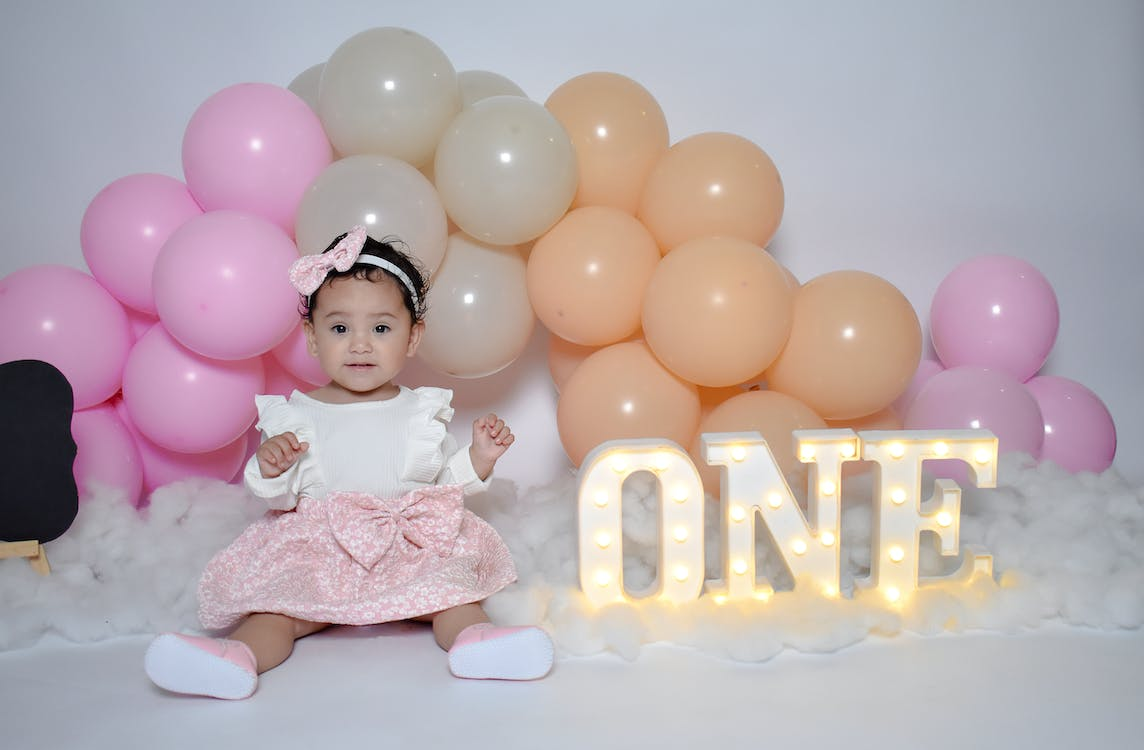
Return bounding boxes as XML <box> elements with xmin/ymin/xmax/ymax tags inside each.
<box><xmin>242</xmin><ymin>386</ymin><xmax>489</xmax><ymax>510</ymax></box>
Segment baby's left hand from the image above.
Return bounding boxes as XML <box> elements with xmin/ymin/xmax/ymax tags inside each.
<box><xmin>470</xmin><ymin>413</ymin><xmax>514</xmax><ymax>480</ymax></box>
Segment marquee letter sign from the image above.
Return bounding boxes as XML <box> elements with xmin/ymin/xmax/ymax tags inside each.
<box><xmin>576</xmin><ymin>429</ymin><xmax>998</xmax><ymax>607</ymax></box>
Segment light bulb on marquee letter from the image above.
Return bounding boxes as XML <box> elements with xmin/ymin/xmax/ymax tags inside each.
<box><xmin>703</xmin><ymin>430</ymin><xmax>860</xmax><ymax>600</ymax></box>
<box><xmin>577</xmin><ymin>440</ymin><xmax>705</xmax><ymax>606</ymax></box>
<box><xmin>856</xmin><ymin>430</ymin><xmax>998</xmax><ymax>603</ymax></box>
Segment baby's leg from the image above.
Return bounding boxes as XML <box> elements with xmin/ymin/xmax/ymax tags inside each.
<box><xmin>430</xmin><ymin>602</ymin><xmax>489</xmax><ymax>650</ymax></box>
<box><xmin>434</xmin><ymin>603</ymin><xmax>554</xmax><ymax>681</ymax></box>
<box><xmin>145</xmin><ymin>614</ymin><xmax>328</xmax><ymax>699</ymax></box>
<box><xmin>230</xmin><ymin>613</ymin><xmax>329</xmax><ymax>673</ymax></box>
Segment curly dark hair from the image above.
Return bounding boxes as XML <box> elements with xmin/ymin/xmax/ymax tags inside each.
<box><xmin>300</xmin><ymin>232</ymin><xmax>430</xmax><ymax>323</ymax></box>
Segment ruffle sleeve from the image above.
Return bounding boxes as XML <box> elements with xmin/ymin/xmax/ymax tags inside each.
<box><xmin>242</xmin><ymin>393</ymin><xmax>318</xmax><ymax>509</ymax></box>
<box><xmin>401</xmin><ymin>387</ymin><xmax>455</xmax><ymax>484</ymax></box>
<box><xmin>399</xmin><ymin>387</ymin><xmax>492</xmax><ymax>495</ymax></box>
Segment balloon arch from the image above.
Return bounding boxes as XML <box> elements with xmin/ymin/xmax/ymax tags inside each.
<box><xmin>0</xmin><ymin>27</ymin><xmax>1116</xmax><ymax>508</ymax></box>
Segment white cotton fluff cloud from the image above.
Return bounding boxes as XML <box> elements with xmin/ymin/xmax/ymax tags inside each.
<box><xmin>2</xmin><ymin>455</ymin><xmax>1142</xmax><ymax>661</ymax></box>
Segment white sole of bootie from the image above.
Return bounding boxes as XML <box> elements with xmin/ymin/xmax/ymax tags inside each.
<box><xmin>144</xmin><ymin>634</ymin><xmax>257</xmax><ymax>700</ymax></box>
<box><xmin>448</xmin><ymin>628</ymin><xmax>554</xmax><ymax>681</ymax></box>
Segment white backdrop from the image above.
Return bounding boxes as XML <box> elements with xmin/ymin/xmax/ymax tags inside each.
<box><xmin>1</xmin><ymin>0</ymin><xmax>1141</xmax><ymax>487</ymax></box>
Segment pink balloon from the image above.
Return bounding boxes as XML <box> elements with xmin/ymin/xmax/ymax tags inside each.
<box><xmin>0</xmin><ymin>265</ymin><xmax>132</xmax><ymax>409</ymax></box>
<box><xmin>116</xmin><ymin>400</ymin><xmax>247</xmax><ymax>496</ymax></box>
<box><xmin>182</xmin><ymin>83</ymin><xmax>332</xmax><ymax>233</ymax></box>
<box><xmin>1025</xmin><ymin>375</ymin><xmax>1116</xmax><ymax>473</ymax></box>
<box><xmin>122</xmin><ymin>324</ymin><xmax>265</xmax><ymax>453</ymax></box>
<box><xmin>892</xmin><ymin>358</ymin><xmax>944</xmax><ymax>418</ymax></box>
<box><xmin>270</xmin><ymin>322</ymin><xmax>327</xmax><ymax>386</ymax></box>
<box><xmin>930</xmin><ymin>255</ymin><xmax>1059</xmax><ymax>382</ymax></box>
<box><xmin>905</xmin><ymin>366</ymin><xmax>1044</xmax><ymax>463</ymax></box>
<box><xmin>80</xmin><ymin>173</ymin><xmax>204</xmax><ymax>314</ymax></box>
<box><xmin>261</xmin><ymin>352</ymin><xmax>312</xmax><ymax>396</ymax></box>
<box><xmin>153</xmin><ymin>210</ymin><xmax>300</xmax><ymax>360</ymax></box>
<box><xmin>125</xmin><ymin>308</ymin><xmax>159</xmax><ymax>342</ymax></box>
<box><xmin>71</xmin><ymin>401</ymin><xmax>144</xmax><ymax>507</ymax></box>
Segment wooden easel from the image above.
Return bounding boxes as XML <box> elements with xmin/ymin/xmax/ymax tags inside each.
<box><xmin>0</xmin><ymin>540</ymin><xmax>51</xmax><ymax>575</ymax></box>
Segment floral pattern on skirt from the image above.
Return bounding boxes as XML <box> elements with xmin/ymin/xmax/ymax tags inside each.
<box><xmin>197</xmin><ymin>484</ymin><xmax>517</xmax><ymax>630</ymax></box>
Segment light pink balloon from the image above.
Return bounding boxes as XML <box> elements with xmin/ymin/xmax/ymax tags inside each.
<box><xmin>905</xmin><ymin>366</ymin><xmax>1044</xmax><ymax>462</ymax></box>
<box><xmin>892</xmin><ymin>358</ymin><xmax>944</xmax><ymax>418</ymax></box>
<box><xmin>0</xmin><ymin>265</ymin><xmax>132</xmax><ymax>409</ymax></box>
<box><xmin>122</xmin><ymin>324</ymin><xmax>264</xmax><ymax>453</ymax></box>
<box><xmin>125</xmin><ymin>308</ymin><xmax>159</xmax><ymax>342</ymax></box>
<box><xmin>930</xmin><ymin>255</ymin><xmax>1059</xmax><ymax>382</ymax></box>
<box><xmin>80</xmin><ymin>173</ymin><xmax>204</xmax><ymax>314</ymax></box>
<box><xmin>270</xmin><ymin>322</ymin><xmax>327</xmax><ymax>385</ymax></box>
<box><xmin>262</xmin><ymin>352</ymin><xmax>313</xmax><ymax>396</ymax></box>
<box><xmin>71</xmin><ymin>401</ymin><xmax>144</xmax><ymax>507</ymax></box>
<box><xmin>1025</xmin><ymin>375</ymin><xmax>1116</xmax><ymax>473</ymax></box>
<box><xmin>153</xmin><ymin>210</ymin><xmax>300</xmax><ymax>360</ymax></box>
<box><xmin>182</xmin><ymin>83</ymin><xmax>332</xmax><ymax>233</ymax></box>
<box><xmin>116</xmin><ymin>399</ymin><xmax>248</xmax><ymax>496</ymax></box>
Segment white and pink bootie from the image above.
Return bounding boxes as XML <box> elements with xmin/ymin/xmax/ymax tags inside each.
<box><xmin>144</xmin><ymin>633</ymin><xmax>258</xmax><ymax>700</ymax></box>
<box><xmin>447</xmin><ymin>623</ymin><xmax>554</xmax><ymax>681</ymax></box>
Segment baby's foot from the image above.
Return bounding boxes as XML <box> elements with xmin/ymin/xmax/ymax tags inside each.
<box><xmin>144</xmin><ymin>633</ymin><xmax>258</xmax><ymax>699</ymax></box>
<box><xmin>448</xmin><ymin>623</ymin><xmax>554</xmax><ymax>681</ymax></box>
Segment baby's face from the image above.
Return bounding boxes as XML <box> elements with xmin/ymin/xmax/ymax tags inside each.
<box><xmin>304</xmin><ymin>275</ymin><xmax>423</xmax><ymax>401</ymax></box>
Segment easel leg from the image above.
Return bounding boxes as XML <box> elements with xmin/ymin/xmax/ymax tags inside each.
<box><xmin>0</xmin><ymin>540</ymin><xmax>52</xmax><ymax>575</ymax></box>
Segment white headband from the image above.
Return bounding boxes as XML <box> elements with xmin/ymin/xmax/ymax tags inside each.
<box><xmin>356</xmin><ymin>255</ymin><xmax>420</xmax><ymax>309</ymax></box>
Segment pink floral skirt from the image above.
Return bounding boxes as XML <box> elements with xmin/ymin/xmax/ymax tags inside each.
<box><xmin>197</xmin><ymin>485</ymin><xmax>517</xmax><ymax>630</ymax></box>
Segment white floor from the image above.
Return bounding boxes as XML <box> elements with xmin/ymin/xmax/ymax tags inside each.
<box><xmin>3</xmin><ymin>623</ymin><xmax>1142</xmax><ymax>749</ymax></box>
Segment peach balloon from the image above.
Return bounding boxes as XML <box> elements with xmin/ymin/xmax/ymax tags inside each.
<box><xmin>637</xmin><ymin>132</ymin><xmax>784</xmax><ymax>252</ymax></box>
<box><xmin>642</xmin><ymin>237</ymin><xmax>794</xmax><ymax>387</ymax></box>
<box><xmin>547</xmin><ymin>333</ymin><xmax>598</xmax><ymax>393</ymax></box>
<box><xmin>766</xmin><ymin>270</ymin><xmax>922</xmax><ymax>422</ymax></box>
<box><xmin>690</xmin><ymin>389</ymin><xmax>826</xmax><ymax>496</ymax></box>
<box><xmin>545</xmin><ymin>72</ymin><xmax>669</xmax><ymax>214</ymax></box>
<box><xmin>547</xmin><ymin>330</ymin><xmax>643</xmax><ymax>392</ymax></box>
<box><xmin>825</xmin><ymin>407</ymin><xmax>903</xmax><ymax>432</ymax></box>
<box><xmin>557</xmin><ymin>341</ymin><xmax>700</xmax><ymax>466</ymax></box>
<box><xmin>527</xmin><ymin>206</ymin><xmax>660</xmax><ymax>346</ymax></box>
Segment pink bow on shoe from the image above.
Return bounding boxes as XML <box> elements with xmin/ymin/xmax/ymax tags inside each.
<box><xmin>289</xmin><ymin>225</ymin><xmax>368</xmax><ymax>295</ymax></box>
<box><xmin>327</xmin><ymin>486</ymin><xmax>464</xmax><ymax>570</ymax></box>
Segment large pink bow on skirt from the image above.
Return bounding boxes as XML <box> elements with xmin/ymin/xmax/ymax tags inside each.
<box><xmin>327</xmin><ymin>486</ymin><xmax>464</xmax><ymax>570</ymax></box>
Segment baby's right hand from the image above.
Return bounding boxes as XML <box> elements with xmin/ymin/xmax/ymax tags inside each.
<box><xmin>256</xmin><ymin>432</ymin><xmax>309</xmax><ymax>479</ymax></box>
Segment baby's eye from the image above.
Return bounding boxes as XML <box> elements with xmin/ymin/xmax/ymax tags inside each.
<box><xmin>331</xmin><ymin>324</ymin><xmax>347</xmax><ymax>334</ymax></box>
<box><xmin>374</xmin><ymin>324</ymin><xmax>391</xmax><ymax>334</ymax></box>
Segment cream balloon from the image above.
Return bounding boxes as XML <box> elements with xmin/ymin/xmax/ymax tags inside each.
<box><xmin>434</xmin><ymin>95</ymin><xmax>578</xmax><ymax>246</ymax></box>
<box><xmin>294</xmin><ymin>155</ymin><xmax>448</xmax><ymax>274</ymax></box>
<box><xmin>417</xmin><ymin>233</ymin><xmax>535</xmax><ymax>378</ymax></box>
<box><xmin>287</xmin><ymin>63</ymin><xmax>324</xmax><ymax>113</ymax></box>
<box><xmin>318</xmin><ymin>27</ymin><xmax>460</xmax><ymax>167</ymax></box>
<box><xmin>458</xmin><ymin>70</ymin><xmax>527</xmax><ymax>107</ymax></box>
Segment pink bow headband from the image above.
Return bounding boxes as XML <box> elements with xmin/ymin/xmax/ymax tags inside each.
<box><xmin>288</xmin><ymin>225</ymin><xmax>420</xmax><ymax>308</ymax></box>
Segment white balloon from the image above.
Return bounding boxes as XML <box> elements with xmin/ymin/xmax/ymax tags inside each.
<box><xmin>434</xmin><ymin>96</ymin><xmax>578</xmax><ymax>246</ymax></box>
<box><xmin>457</xmin><ymin>70</ymin><xmax>527</xmax><ymax>108</ymax></box>
<box><xmin>294</xmin><ymin>155</ymin><xmax>449</xmax><ymax>274</ymax></box>
<box><xmin>318</xmin><ymin>27</ymin><xmax>460</xmax><ymax>166</ymax></box>
<box><xmin>418</xmin><ymin>233</ymin><xmax>535</xmax><ymax>378</ymax></box>
<box><xmin>287</xmin><ymin>62</ymin><xmax>324</xmax><ymax>112</ymax></box>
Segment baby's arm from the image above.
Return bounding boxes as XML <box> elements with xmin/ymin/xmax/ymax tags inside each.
<box><xmin>469</xmin><ymin>413</ymin><xmax>514</xmax><ymax>481</ymax></box>
<box><xmin>256</xmin><ymin>432</ymin><xmax>309</xmax><ymax>479</ymax></box>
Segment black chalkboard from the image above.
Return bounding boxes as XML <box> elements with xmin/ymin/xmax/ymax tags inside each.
<box><xmin>0</xmin><ymin>359</ymin><xmax>79</xmax><ymax>543</ymax></box>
